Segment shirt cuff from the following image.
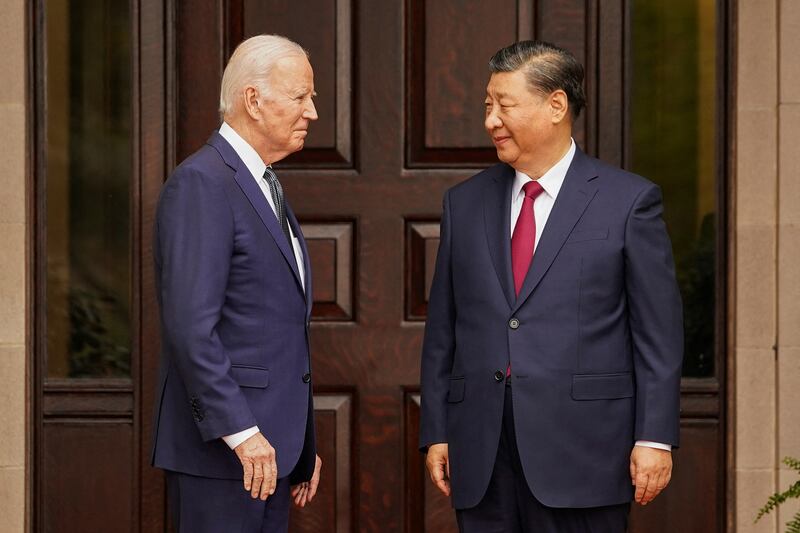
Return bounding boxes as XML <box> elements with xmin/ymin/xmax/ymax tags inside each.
<box><xmin>635</xmin><ymin>440</ymin><xmax>672</xmax><ymax>451</ymax></box>
<box><xmin>222</xmin><ymin>426</ymin><xmax>260</xmax><ymax>449</ymax></box>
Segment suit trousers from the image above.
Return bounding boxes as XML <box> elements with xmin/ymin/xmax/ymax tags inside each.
<box><xmin>455</xmin><ymin>382</ymin><xmax>630</xmax><ymax>533</ymax></box>
<box><xmin>166</xmin><ymin>470</ymin><xmax>290</xmax><ymax>533</ymax></box>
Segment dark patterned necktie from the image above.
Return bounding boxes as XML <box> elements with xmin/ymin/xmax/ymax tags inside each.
<box><xmin>263</xmin><ymin>167</ymin><xmax>292</xmax><ymax>245</ymax></box>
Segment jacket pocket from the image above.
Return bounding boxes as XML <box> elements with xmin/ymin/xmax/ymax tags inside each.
<box><xmin>566</xmin><ymin>228</ymin><xmax>608</xmax><ymax>243</ymax></box>
<box><xmin>447</xmin><ymin>377</ymin><xmax>465</xmax><ymax>403</ymax></box>
<box><xmin>571</xmin><ymin>372</ymin><xmax>633</xmax><ymax>400</ymax></box>
<box><xmin>230</xmin><ymin>365</ymin><xmax>270</xmax><ymax>388</ymax></box>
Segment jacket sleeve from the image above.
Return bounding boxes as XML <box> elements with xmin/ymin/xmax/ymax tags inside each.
<box><xmin>419</xmin><ymin>190</ymin><xmax>456</xmax><ymax>451</ymax></box>
<box><xmin>155</xmin><ymin>168</ymin><xmax>257</xmax><ymax>442</ymax></box>
<box><xmin>624</xmin><ymin>183</ymin><xmax>684</xmax><ymax>447</ymax></box>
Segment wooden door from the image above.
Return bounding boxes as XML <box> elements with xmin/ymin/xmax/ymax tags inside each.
<box><xmin>32</xmin><ymin>0</ymin><xmax>726</xmax><ymax>531</ymax></box>
<box><xmin>145</xmin><ymin>1</ymin><xmax>727</xmax><ymax>532</ymax></box>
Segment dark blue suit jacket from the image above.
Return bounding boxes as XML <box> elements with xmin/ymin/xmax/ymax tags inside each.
<box><xmin>151</xmin><ymin>132</ymin><xmax>316</xmax><ymax>484</ymax></box>
<box><xmin>420</xmin><ymin>147</ymin><xmax>683</xmax><ymax>509</ymax></box>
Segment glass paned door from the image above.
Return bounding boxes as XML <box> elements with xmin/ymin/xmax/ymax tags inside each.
<box><xmin>45</xmin><ymin>0</ymin><xmax>133</xmax><ymax>378</ymax></box>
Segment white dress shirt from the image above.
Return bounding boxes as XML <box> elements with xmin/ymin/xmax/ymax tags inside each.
<box><xmin>509</xmin><ymin>138</ymin><xmax>670</xmax><ymax>453</ymax></box>
<box><xmin>217</xmin><ymin>122</ymin><xmax>306</xmax><ymax>449</ymax></box>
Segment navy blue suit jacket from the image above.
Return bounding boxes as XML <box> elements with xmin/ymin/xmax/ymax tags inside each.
<box><xmin>151</xmin><ymin>132</ymin><xmax>316</xmax><ymax>484</ymax></box>
<box><xmin>420</xmin><ymin>147</ymin><xmax>683</xmax><ymax>509</ymax></box>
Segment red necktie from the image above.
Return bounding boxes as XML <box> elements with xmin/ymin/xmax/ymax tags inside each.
<box><xmin>511</xmin><ymin>180</ymin><xmax>545</xmax><ymax>296</ymax></box>
<box><xmin>508</xmin><ymin>180</ymin><xmax>544</xmax><ymax>377</ymax></box>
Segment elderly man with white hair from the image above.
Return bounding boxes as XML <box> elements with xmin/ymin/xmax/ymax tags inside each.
<box><xmin>151</xmin><ymin>34</ymin><xmax>321</xmax><ymax>533</ymax></box>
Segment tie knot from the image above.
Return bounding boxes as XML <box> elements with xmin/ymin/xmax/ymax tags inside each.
<box><xmin>523</xmin><ymin>180</ymin><xmax>544</xmax><ymax>200</ymax></box>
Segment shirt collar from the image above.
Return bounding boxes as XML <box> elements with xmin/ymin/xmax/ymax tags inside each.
<box><xmin>218</xmin><ymin>121</ymin><xmax>268</xmax><ymax>182</ymax></box>
<box><xmin>511</xmin><ymin>138</ymin><xmax>576</xmax><ymax>201</ymax></box>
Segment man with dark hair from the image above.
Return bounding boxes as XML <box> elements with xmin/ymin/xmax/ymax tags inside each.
<box><xmin>420</xmin><ymin>40</ymin><xmax>683</xmax><ymax>532</ymax></box>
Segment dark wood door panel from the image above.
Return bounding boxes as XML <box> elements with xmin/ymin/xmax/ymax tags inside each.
<box><xmin>42</xmin><ymin>421</ymin><xmax>134</xmax><ymax>533</ymax></box>
<box><xmin>241</xmin><ymin>0</ymin><xmax>354</xmax><ymax>166</ymax></box>
<box><xmin>290</xmin><ymin>392</ymin><xmax>354</xmax><ymax>533</ymax></box>
<box><xmin>174</xmin><ymin>0</ymin><xmax>225</xmax><ymax>163</ymax></box>
<box><xmin>405</xmin><ymin>220</ymin><xmax>440</xmax><ymax>321</ymax></box>
<box><xmin>407</xmin><ymin>0</ymin><xmax>535</xmax><ymax>167</ymax></box>
<box><xmin>301</xmin><ymin>220</ymin><xmax>357</xmax><ymax>321</ymax></box>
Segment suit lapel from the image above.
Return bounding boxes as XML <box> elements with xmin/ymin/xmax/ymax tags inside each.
<box><xmin>483</xmin><ymin>164</ymin><xmax>516</xmax><ymax>309</ymax></box>
<box><xmin>286</xmin><ymin>205</ymin><xmax>314</xmax><ymax>316</ymax></box>
<box><xmin>512</xmin><ymin>148</ymin><xmax>599</xmax><ymax>313</ymax></box>
<box><xmin>207</xmin><ymin>132</ymin><xmax>304</xmax><ymax>293</ymax></box>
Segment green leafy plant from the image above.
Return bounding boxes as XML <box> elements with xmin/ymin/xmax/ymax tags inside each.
<box><xmin>756</xmin><ymin>457</ymin><xmax>800</xmax><ymax>533</ymax></box>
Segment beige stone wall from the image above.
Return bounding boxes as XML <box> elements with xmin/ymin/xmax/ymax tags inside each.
<box><xmin>0</xmin><ymin>0</ymin><xmax>27</xmax><ymax>531</ymax></box>
<box><xmin>776</xmin><ymin>0</ymin><xmax>800</xmax><ymax>529</ymax></box>
<box><xmin>735</xmin><ymin>0</ymin><xmax>800</xmax><ymax>531</ymax></box>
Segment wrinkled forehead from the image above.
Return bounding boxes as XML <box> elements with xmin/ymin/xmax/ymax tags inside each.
<box><xmin>268</xmin><ymin>54</ymin><xmax>314</xmax><ymax>91</ymax></box>
<box><xmin>485</xmin><ymin>69</ymin><xmax>529</xmax><ymax>98</ymax></box>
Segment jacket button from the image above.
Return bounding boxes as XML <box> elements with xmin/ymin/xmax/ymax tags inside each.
<box><xmin>302</xmin><ymin>373</ymin><xmax>311</xmax><ymax>383</ymax></box>
<box><xmin>494</xmin><ymin>370</ymin><xmax>505</xmax><ymax>382</ymax></box>
<box><xmin>509</xmin><ymin>318</ymin><xmax>520</xmax><ymax>329</ymax></box>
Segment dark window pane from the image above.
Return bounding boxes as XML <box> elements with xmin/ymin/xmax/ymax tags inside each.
<box><xmin>631</xmin><ymin>0</ymin><xmax>717</xmax><ymax>377</ymax></box>
<box><xmin>45</xmin><ymin>0</ymin><xmax>132</xmax><ymax>378</ymax></box>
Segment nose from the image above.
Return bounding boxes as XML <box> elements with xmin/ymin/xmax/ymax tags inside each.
<box><xmin>304</xmin><ymin>98</ymin><xmax>318</xmax><ymax>121</ymax></box>
<box><xmin>485</xmin><ymin>107</ymin><xmax>502</xmax><ymax>131</ymax></box>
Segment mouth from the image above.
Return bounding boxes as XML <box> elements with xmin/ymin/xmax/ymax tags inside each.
<box><xmin>493</xmin><ymin>136</ymin><xmax>511</xmax><ymax>146</ymax></box>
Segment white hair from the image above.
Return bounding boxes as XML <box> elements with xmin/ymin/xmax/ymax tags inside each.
<box><xmin>219</xmin><ymin>34</ymin><xmax>308</xmax><ymax>117</ymax></box>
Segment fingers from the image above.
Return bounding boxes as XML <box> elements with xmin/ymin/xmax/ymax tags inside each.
<box><xmin>291</xmin><ymin>484</ymin><xmax>303</xmax><ymax>498</ymax></box>
<box><xmin>629</xmin><ymin>460</ymin><xmax>637</xmax><ymax>486</ymax></box>
<box><xmin>307</xmin><ymin>456</ymin><xmax>321</xmax><ymax>503</ymax></box>
<box><xmin>630</xmin><ymin>446</ymin><xmax>674</xmax><ymax>505</ymax></box>
<box><xmin>634</xmin><ymin>472</ymin><xmax>648</xmax><ymax>504</ymax></box>
<box><xmin>251</xmin><ymin>462</ymin><xmax>264</xmax><ymax>499</ymax></box>
<box><xmin>426</xmin><ymin>459</ymin><xmax>450</xmax><ymax>496</ymax></box>
<box><xmin>641</xmin><ymin>473</ymin><xmax>659</xmax><ymax>504</ymax></box>
<box><xmin>425</xmin><ymin>445</ymin><xmax>451</xmax><ymax>497</ymax></box>
<box><xmin>306</xmin><ymin>475</ymin><xmax>319</xmax><ymax>503</ymax></box>
<box><xmin>259</xmin><ymin>460</ymin><xmax>272</xmax><ymax>500</ymax></box>
<box><xmin>631</xmin><ymin>460</ymin><xmax>672</xmax><ymax>504</ymax></box>
<box><xmin>268</xmin><ymin>449</ymin><xmax>278</xmax><ymax>497</ymax></box>
<box><xmin>293</xmin><ymin>483</ymin><xmax>309</xmax><ymax>507</ymax></box>
<box><xmin>643</xmin><ymin>467</ymin><xmax>672</xmax><ymax>505</ymax></box>
<box><xmin>243</xmin><ymin>461</ymin><xmax>254</xmax><ymax>492</ymax></box>
<box><xmin>292</xmin><ymin>455</ymin><xmax>322</xmax><ymax>508</ymax></box>
<box><xmin>256</xmin><ymin>445</ymin><xmax>277</xmax><ymax>500</ymax></box>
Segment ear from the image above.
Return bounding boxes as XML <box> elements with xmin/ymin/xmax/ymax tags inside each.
<box><xmin>243</xmin><ymin>85</ymin><xmax>261</xmax><ymax>120</ymax></box>
<box><xmin>549</xmin><ymin>89</ymin><xmax>569</xmax><ymax>124</ymax></box>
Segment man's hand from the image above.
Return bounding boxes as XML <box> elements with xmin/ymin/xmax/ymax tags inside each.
<box><xmin>234</xmin><ymin>432</ymin><xmax>277</xmax><ymax>500</ymax></box>
<box><xmin>630</xmin><ymin>445</ymin><xmax>672</xmax><ymax>505</ymax></box>
<box><xmin>425</xmin><ymin>443</ymin><xmax>451</xmax><ymax>496</ymax></box>
<box><xmin>291</xmin><ymin>455</ymin><xmax>322</xmax><ymax>508</ymax></box>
